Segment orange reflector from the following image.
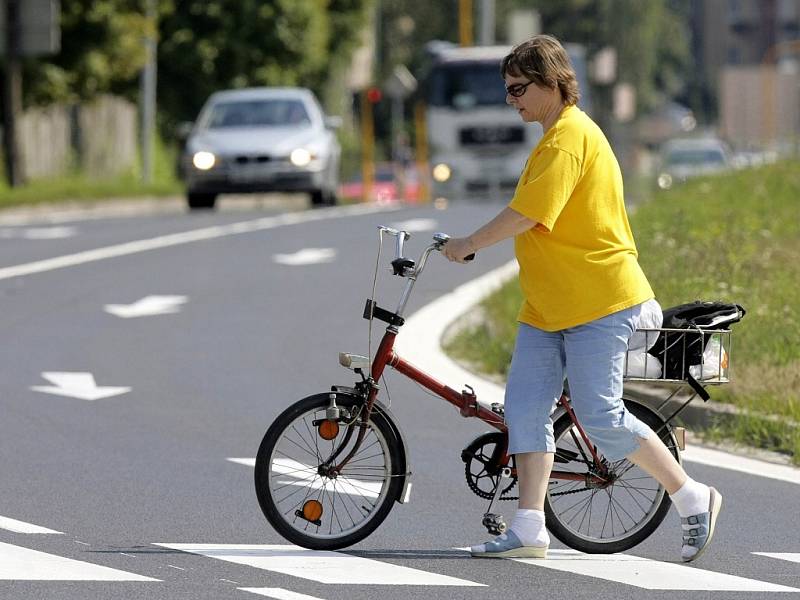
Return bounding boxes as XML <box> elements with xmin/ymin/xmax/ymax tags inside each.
<box><xmin>302</xmin><ymin>499</ymin><xmax>323</xmax><ymax>522</ymax></box>
<box><xmin>318</xmin><ymin>419</ymin><xmax>339</xmax><ymax>440</ymax></box>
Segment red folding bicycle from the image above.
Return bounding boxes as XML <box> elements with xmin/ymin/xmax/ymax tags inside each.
<box><xmin>255</xmin><ymin>226</ymin><xmax>733</xmax><ymax>553</ymax></box>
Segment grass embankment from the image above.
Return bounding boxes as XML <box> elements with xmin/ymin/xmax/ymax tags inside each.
<box><xmin>0</xmin><ymin>140</ymin><xmax>182</xmax><ymax>211</ymax></box>
<box><xmin>444</xmin><ymin>160</ymin><xmax>800</xmax><ymax>463</ymax></box>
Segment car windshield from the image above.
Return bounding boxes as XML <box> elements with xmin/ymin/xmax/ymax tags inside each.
<box><xmin>665</xmin><ymin>148</ymin><xmax>726</xmax><ymax>166</ymax></box>
<box><xmin>204</xmin><ymin>99</ymin><xmax>311</xmax><ymax>128</ymax></box>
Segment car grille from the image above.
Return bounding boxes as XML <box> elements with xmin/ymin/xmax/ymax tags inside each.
<box><xmin>234</xmin><ymin>155</ymin><xmax>273</xmax><ymax>164</ymax></box>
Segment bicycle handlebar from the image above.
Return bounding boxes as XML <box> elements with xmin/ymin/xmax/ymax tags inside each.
<box><xmin>378</xmin><ymin>226</ymin><xmax>474</xmax><ymax>280</ymax></box>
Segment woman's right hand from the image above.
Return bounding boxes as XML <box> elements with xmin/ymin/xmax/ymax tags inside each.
<box><xmin>442</xmin><ymin>237</ymin><xmax>476</xmax><ymax>263</ymax></box>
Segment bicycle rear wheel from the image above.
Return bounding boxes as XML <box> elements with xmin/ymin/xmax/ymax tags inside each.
<box><xmin>255</xmin><ymin>392</ymin><xmax>405</xmax><ymax>550</ymax></box>
<box><xmin>544</xmin><ymin>398</ymin><xmax>679</xmax><ymax>554</ymax></box>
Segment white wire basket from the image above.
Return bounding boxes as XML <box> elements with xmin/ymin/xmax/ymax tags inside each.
<box><xmin>623</xmin><ymin>327</ymin><xmax>733</xmax><ymax>385</ymax></box>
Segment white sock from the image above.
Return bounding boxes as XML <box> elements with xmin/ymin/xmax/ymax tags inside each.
<box><xmin>670</xmin><ymin>477</ymin><xmax>710</xmax><ymax>517</ymax></box>
<box><xmin>509</xmin><ymin>509</ymin><xmax>549</xmax><ymax>547</ymax></box>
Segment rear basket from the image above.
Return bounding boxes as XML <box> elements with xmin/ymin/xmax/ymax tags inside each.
<box><xmin>623</xmin><ymin>327</ymin><xmax>733</xmax><ymax>384</ymax></box>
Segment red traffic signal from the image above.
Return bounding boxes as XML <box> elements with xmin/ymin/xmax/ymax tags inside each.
<box><xmin>366</xmin><ymin>87</ymin><xmax>382</xmax><ymax>104</ymax></box>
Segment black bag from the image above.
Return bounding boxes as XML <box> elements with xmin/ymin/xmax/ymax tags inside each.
<box><xmin>647</xmin><ymin>301</ymin><xmax>746</xmax><ymax>380</ymax></box>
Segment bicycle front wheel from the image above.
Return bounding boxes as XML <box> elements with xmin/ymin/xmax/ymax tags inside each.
<box><xmin>255</xmin><ymin>393</ymin><xmax>405</xmax><ymax>550</ymax></box>
<box><xmin>544</xmin><ymin>398</ymin><xmax>680</xmax><ymax>554</ymax></box>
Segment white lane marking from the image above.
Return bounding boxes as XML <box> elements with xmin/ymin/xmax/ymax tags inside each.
<box><xmin>239</xmin><ymin>588</ymin><xmax>326</xmax><ymax>600</ymax></box>
<box><xmin>227</xmin><ymin>457</ymin><xmax>381</xmax><ymax>498</ymax></box>
<box><xmin>0</xmin><ymin>516</ymin><xmax>62</xmax><ymax>534</ymax></box>
<box><xmin>0</xmin><ymin>541</ymin><xmax>159</xmax><ymax>581</ymax></box>
<box><xmin>682</xmin><ymin>446</ymin><xmax>800</xmax><ymax>486</ymax></box>
<box><xmin>754</xmin><ymin>553</ymin><xmax>800</xmax><ymax>564</ymax></box>
<box><xmin>0</xmin><ymin>226</ymin><xmax>77</xmax><ymax>239</ymax></box>
<box><xmin>104</xmin><ymin>295</ymin><xmax>188</xmax><ymax>318</ymax></box>
<box><xmin>30</xmin><ymin>372</ymin><xmax>132</xmax><ymax>401</ymax></box>
<box><xmin>0</xmin><ymin>203</ymin><xmax>395</xmax><ymax>282</ymax></box>
<box><xmin>389</xmin><ymin>218</ymin><xmax>438</xmax><ymax>232</ymax></box>
<box><xmin>154</xmin><ymin>544</ymin><xmax>485</xmax><ymax>586</ymax></box>
<box><xmin>273</xmin><ymin>248</ymin><xmax>336</xmax><ymax>266</ymax></box>
<box><xmin>509</xmin><ymin>549</ymin><xmax>799</xmax><ymax>592</ymax></box>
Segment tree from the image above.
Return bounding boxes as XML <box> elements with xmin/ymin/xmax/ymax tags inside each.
<box><xmin>19</xmin><ymin>0</ymin><xmax>369</xmax><ymax>130</ymax></box>
<box><xmin>157</xmin><ymin>0</ymin><xmax>368</xmax><ymax>130</ymax></box>
<box><xmin>22</xmin><ymin>0</ymin><xmax>150</xmax><ymax>106</ymax></box>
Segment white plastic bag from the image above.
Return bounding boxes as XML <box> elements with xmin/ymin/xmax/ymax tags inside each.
<box><xmin>689</xmin><ymin>336</ymin><xmax>728</xmax><ymax>380</ymax></box>
<box><xmin>629</xmin><ymin>298</ymin><xmax>663</xmax><ymax>351</ymax></box>
<box><xmin>625</xmin><ymin>352</ymin><xmax>663</xmax><ymax>379</ymax></box>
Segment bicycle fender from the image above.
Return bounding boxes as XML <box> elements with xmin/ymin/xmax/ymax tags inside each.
<box><xmin>371</xmin><ymin>400</ymin><xmax>413</xmax><ymax>504</ymax></box>
<box><xmin>329</xmin><ymin>388</ymin><xmax>412</xmax><ymax>504</ymax></box>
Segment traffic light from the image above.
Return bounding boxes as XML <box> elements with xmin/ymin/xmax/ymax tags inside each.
<box><xmin>366</xmin><ymin>87</ymin><xmax>382</xmax><ymax>104</ymax></box>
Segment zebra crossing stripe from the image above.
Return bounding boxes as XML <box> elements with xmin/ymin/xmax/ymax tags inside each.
<box><xmin>0</xmin><ymin>542</ymin><xmax>159</xmax><ymax>581</ymax></box>
<box><xmin>154</xmin><ymin>544</ymin><xmax>485</xmax><ymax>586</ymax></box>
<box><xmin>238</xmin><ymin>588</ymin><xmax>326</xmax><ymax>600</ymax></box>
<box><xmin>511</xmin><ymin>549</ymin><xmax>800</xmax><ymax>591</ymax></box>
<box><xmin>0</xmin><ymin>515</ymin><xmax>62</xmax><ymax>534</ymax></box>
<box><xmin>754</xmin><ymin>553</ymin><xmax>800</xmax><ymax>564</ymax></box>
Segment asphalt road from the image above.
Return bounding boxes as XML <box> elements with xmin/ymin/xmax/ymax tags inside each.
<box><xmin>1</xmin><ymin>198</ymin><xmax>798</xmax><ymax>599</ymax></box>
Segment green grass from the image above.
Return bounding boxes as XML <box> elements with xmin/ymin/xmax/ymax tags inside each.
<box><xmin>0</xmin><ymin>138</ymin><xmax>182</xmax><ymax>210</ymax></box>
<box><xmin>444</xmin><ymin>160</ymin><xmax>800</xmax><ymax>463</ymax></box>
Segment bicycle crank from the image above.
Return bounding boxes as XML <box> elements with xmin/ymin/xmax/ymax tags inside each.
<box><xmin>461</xmin><ymin>432</ymin><xmax>517</xmax><ymax>500</ymax></box>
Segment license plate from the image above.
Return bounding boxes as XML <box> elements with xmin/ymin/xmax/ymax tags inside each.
<box><xmin>230</xmin><ymin>167</ymin><xmax>269</xmax><ymax>183</ymax></box>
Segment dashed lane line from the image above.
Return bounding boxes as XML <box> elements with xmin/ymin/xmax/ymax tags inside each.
<box><xmin>0</xmin><ymin>515</ymin><xmax>62</xmax><ymax>534</ymax></box>
<box><xmin>0</xmin><ymin>203</ymin><xmax>398</xmax><ymax>282</ymax></box>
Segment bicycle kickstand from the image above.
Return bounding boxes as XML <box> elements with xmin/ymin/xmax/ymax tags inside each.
<box><xmin>481</xmin><ymin>466</ymin><xmax>512</xmax><ymax>536</ymax></box>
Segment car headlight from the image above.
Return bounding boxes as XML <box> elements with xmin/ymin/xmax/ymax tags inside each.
<box><xmin>657</xmin><ymin>172</ymin><xmax>673</xmax><ymax>190</ymax></box>
<box><xmin>432</xmin><ymin>163</ymin><xmax>451</xmax><ymax>183</ymax></box>
<box><xmin>192</xmin><ymin>151</ymin><xmax>216</xmax><ymax>170</ymax></box>
<box><xmin>290</xmin><ymin>148</ymin><xmax>312</xmax><ymax>167</ymax></box>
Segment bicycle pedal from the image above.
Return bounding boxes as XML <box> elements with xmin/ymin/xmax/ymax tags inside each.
<box><xmin>481</xmin><ymin>513</ymin><xmax>507</xmax><ymax>535</ymax></box>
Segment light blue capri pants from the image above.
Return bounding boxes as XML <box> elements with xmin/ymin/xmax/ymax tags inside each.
<box><xmin>504</xmin><ymin>303</ymin><xmax>653</xmax><ymax>460</ymax></box>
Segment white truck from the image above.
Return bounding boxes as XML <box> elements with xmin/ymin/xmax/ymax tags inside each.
<box><xmin>422</xmin><ymin>43</ymin><xmax>591</xmax><ymax>202</ymax></box>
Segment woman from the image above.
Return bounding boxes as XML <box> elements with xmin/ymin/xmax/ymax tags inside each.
<box><xmin>442</xmin><ymin>35</ymin><xmax>721</xmax><ymax>563</ymax></box>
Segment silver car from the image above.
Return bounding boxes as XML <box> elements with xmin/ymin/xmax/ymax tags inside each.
<box><xmin>180</xmin><ymin>87</ymin><xmax>341</xmax><ymax>209</ymax></box>
<box><xmin>656</xmin><ymin>137</ymin><xmax>732</xmax><ymax>191</ymax></box>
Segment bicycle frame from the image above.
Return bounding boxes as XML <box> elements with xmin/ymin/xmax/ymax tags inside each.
<box><xmin>331</xmin><ymin>229</ymin><xmax>612</xmax><ymax>487</ymax></box>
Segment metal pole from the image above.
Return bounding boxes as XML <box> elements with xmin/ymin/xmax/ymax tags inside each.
<box><xmin>479</xmin><ymin>0</ymin><xmax>495</xmax><ymax>46</ymax></box>
<box><xmin>3</xmin><ymin>0</ymin><xmax>24</xmax><ymax>186</ymax></box>
<box><xmin>361</xmin><ymin>91</ymin><xmax>375</xmax><ymax>203</ymax></box>
<box><xmin>140</xmin><ymin>0</ymin><xmax>157</xmax><ymax>183</ymax></box>
<box><xmin>459</xmin><ymin>0</ymin><xmax>473</xmax><ymax>47</ymax></box>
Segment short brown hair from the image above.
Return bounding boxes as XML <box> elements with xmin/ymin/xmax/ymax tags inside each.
<box><xmin>501</xmin><ymin>35</ymin><xmax>580</xmax><ymax>106</ymax></box>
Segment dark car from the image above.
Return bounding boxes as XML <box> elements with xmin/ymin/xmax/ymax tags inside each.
<box><xmin>180</xmin><ymin>87</ymin><xmax>341</xmax><ymax>210</ymax></box>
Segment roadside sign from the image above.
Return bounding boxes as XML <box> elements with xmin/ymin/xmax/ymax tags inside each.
<box><xmin>0</xmin><ymin>0</ymin><xmax>60</xmax><ymax>56</ymax></box>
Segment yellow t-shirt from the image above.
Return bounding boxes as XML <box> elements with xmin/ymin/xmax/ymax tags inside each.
<box><xmin>508</xmin><ymin>104</ymin><xmax>653</xmax><ymax>331</ymax></box>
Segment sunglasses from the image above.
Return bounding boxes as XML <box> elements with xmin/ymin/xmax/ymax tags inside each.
<box><xmin>505</xmin><ymin>80</ymin><xmax>535</xmax><ymax>98</ymax></box>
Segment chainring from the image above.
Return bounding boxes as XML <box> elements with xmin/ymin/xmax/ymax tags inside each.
<box><xmin>461</xmin><ymin>431</ymin><xmax>518</xmax><ymax>500</ymax></box>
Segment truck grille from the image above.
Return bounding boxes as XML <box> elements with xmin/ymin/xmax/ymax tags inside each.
<box><xmin>460</xmin><ymin>126</ymin><xmax>524</xmax><ymax>145</ymax></box>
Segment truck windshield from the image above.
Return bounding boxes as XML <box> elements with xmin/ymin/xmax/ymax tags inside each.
<box><xmin>426</xmin><ymin>63</ymin><xmax>507</xmax><ymax>109</ymax></box>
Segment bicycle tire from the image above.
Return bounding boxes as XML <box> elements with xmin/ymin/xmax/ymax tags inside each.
<box><xmin>255</xmin><ymin>392</ymin><xmax>406</xmax><ymax>550</ymax></box>
<box><xmin>544</xmin><ymin>398</ymin><xmax>679</xmax><ymax>554</ymax></box>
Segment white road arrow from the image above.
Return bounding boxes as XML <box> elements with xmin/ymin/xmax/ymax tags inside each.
<box><xmin>272</xmin><ymin>248</ymin><xmax>336</xmax><ymax>266</ymax></box>
<box><xmin>30</xmin><ymin>372</ymin><xmax>131</xmax><ymax>401</ymax></box>
<box><xmin>104</xmin><ymin>295</ymin><xmax>188</xmax><ymax>318</ymax></box>
<box><xmin>389</xmin><ymin>218</ymin><xmax>438</xmax><ymax>232</ymax></box>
